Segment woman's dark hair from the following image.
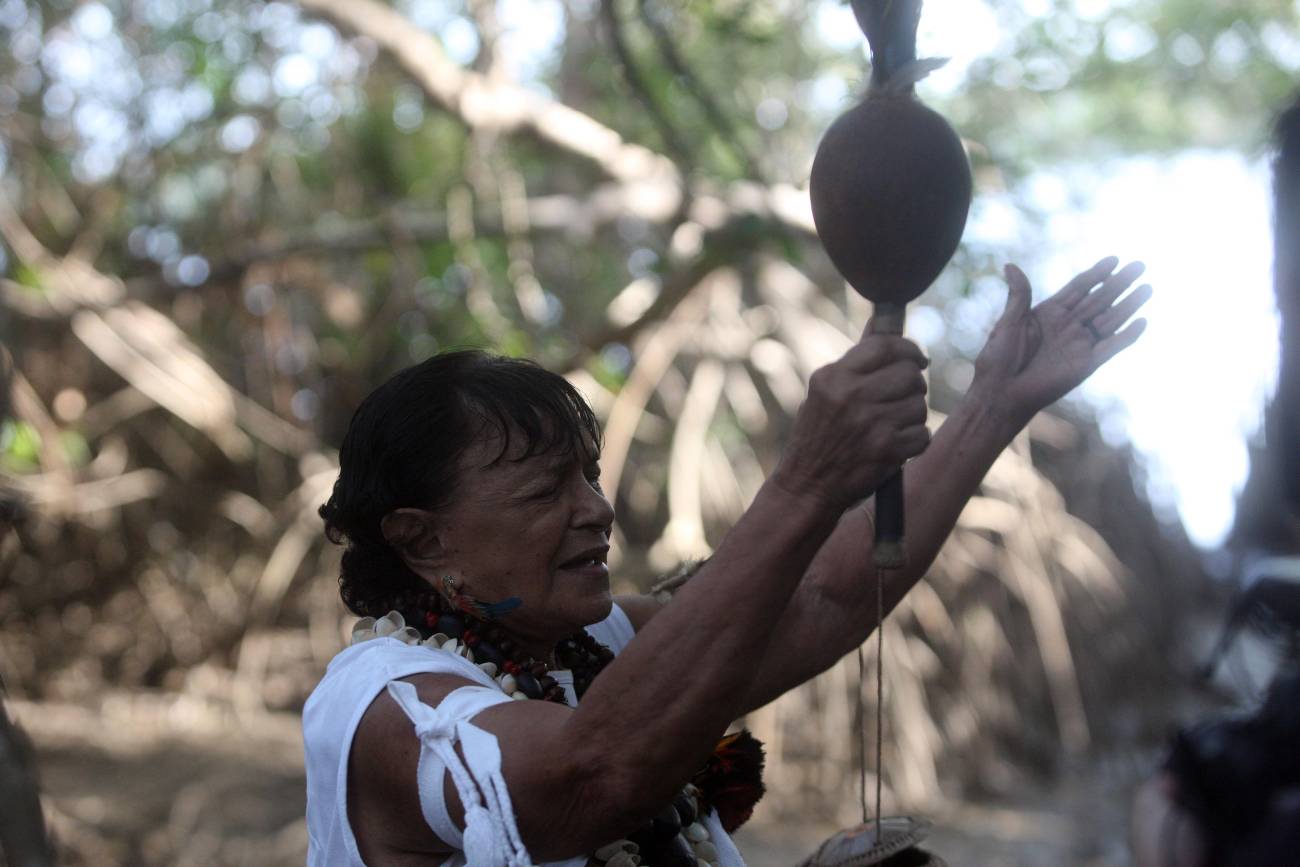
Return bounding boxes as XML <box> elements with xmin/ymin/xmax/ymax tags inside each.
<box><xmin>319</xmin><ymin>350</ymin><xmax>602</xmax><ymax>617</ymax></box>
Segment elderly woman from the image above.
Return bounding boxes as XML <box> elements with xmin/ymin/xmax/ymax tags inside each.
<box><xmin>304</xmin><ymin>258</ymin><xmax>1150</xmax><ymax>866</ymax></box>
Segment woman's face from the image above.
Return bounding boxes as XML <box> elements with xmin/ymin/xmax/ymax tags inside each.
<box><xmin>432</xmin><ymin>430</ymin><xmax>616</xmax><ymax>649</ymax></box>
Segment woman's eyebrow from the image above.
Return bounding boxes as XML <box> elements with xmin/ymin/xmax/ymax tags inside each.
<box><xmin>502</xmin><ymin>457</ymin><xmax>569</xmax><ymax>496</ymax></box>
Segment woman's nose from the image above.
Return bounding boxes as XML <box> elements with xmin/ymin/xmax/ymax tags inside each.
<box><xmin>574</xmin><ymin>478</ymin><xmax>615</xmax><ymax>530</ymax></box>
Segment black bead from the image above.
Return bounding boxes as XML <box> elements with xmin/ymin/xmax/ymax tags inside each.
<box><xmin>435</xmin><ymin>614</ymin><xmax>464</xmax><ymax>639</ymax></box>
<box><xmin>515</xmin><ymin>670</ymin><xmax>542</xmax><ymax>699</ymax></box>
<box><xmin>473</xmin><ymin>641</ymin><xmax>504</xmax><ymax>668</ymax></box>
<box><xmin>660</xmin><ymin>833</ymin><xmax>697</xmax><ymax>867</ymax></box>
<box><xmin>627</xmin><ymin>823</ymin><xmax>657</xmax><ymax>854</ymax></box>
<box><xmin>673</xmin><ymin>792</ymin><xmax>697</xmax><ymax>827</ymax></box>
<box><xmin>652</xmin><ymin>802</ymin><xmax>682</xmax><ymax>839</ymax></box>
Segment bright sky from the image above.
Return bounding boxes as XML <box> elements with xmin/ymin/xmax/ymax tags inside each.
<box><xmin>1016</xmin><ymin>155</ymin><xmax>1275</xmax><ymax>549</ymax></box>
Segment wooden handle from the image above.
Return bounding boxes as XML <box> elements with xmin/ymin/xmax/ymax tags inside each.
<box><xmin>870</xmin><ymin>302</ymin><xmax>909</xmax><ymax>569</ymax></box>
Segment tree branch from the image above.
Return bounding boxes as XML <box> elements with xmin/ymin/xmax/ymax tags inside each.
<box><xmin>291</xmin><ymin>0</ymin><xmax>818</xmax><ymax>250</ymax></box>
<box><xmin>297</xmin><ymin>0</ymin><xmax>683</xmax><ymax>194</ymax></box>
<box><xmin>599</xmin><ymin>0</ymin><xmax>696</xmax><ymax>169</ymax></box>
<box><xmin>636</xmin><ymin>0</ymin><xmax>767</xmax><ymax>181</ymax></box>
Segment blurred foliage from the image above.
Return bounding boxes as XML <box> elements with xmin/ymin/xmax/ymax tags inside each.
<box><xmin>0</xmin><ymin>0</ymin><xmax>1291</xmax><ymax>861</ymax></box>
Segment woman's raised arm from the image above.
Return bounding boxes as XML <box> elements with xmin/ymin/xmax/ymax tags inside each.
<box><xmin>734</xmin><ymin>256</ymin><xmax>1152</xmax><ymax>713</ymax></box>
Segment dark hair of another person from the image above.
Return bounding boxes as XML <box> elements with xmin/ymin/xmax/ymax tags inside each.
<box><xmin>1166</xmin><ymin>669</ymin><xmax>1300</xmax><ymax>867</ymax></box>
<box><xmin>319</xmin><ymin>350</ymin><xmax>602</xmax><ymax>618</ymax></box>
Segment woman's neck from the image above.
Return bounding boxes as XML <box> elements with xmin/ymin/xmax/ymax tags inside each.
<box><xmin>506</xmin><ymin>628</ymin><xmax>561</xmax><ymax>668</ymax></box>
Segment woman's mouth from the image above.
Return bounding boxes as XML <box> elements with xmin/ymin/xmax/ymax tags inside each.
<box><xmin>557</xmin><ymin>545</ymin><xmax>610</xmax><ymax>577</ymax></box>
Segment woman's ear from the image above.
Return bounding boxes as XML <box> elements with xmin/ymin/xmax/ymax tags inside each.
<box><xmin>380</xmin><ymin>509</ymin><xmax>444</xmax><ymax>566</ymax></box>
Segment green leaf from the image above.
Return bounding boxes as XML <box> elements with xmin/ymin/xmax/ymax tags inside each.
<box><xmin>1</xmin><ymin>420</ymin><xmax>41</xmax><ymax>472</ymax></box>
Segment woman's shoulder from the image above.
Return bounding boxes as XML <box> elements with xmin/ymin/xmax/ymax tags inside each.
<box><xmin>305</xmin><ymin>637</ymin><xmax>495</xmax><ymax>730</ymax></box>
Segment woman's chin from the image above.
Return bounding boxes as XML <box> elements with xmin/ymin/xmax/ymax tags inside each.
<box><xmin>577</xmin><ymin>589</ymin><xmax>614</xmax><ymax>626</ymax></box>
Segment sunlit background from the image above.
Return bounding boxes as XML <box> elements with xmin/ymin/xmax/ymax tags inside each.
<box><xmin>475</xmin><ymin>0</ymin><xmax>1288</xmax><ymax>549</ymax></box>
<box><xmin>1</xmin><ymin>0</ymin><xmax>1296</xmax><ymax>864</ymax></box>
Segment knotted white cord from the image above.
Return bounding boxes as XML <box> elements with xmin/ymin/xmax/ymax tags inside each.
<box><xmin>386</xmin><ymin>680</ymin><xmax>535</xmax><ymax>866</ymax></box>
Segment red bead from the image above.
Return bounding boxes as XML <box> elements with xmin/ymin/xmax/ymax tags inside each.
<box><xmin>503</xmin><ymin>660</ymin><xmax>520</xmax><ymax>675</ymax></box>
<box><xmin>425</xmin><ymin>611</ymin><xmax>438</xmax><ymax>628</ymax></box>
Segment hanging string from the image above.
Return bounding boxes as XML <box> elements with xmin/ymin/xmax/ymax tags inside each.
<box><xmin>859</xmin><ymin>566</ymin><xmax>887</xmax><ymax>836</ymax></box>
<box><xmin>857</xmin><ymin>644</ymin><xmax>867</xmax><ymax>825</ymax></box>
<box><xmin>875</xmin><ymin>565</ymin><xmax>884</xmax><ymax>834</ymax></box>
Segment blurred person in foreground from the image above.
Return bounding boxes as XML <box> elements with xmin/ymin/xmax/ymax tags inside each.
<box><xmin>1131</xmin><ymin>670</ymin><xmax>1300</xmax><ymax>867</ymax></box>
<box><xmin>304</xmin><ymin>258</ymin><xmax>1150</xmax><ymax>866</ymax></box>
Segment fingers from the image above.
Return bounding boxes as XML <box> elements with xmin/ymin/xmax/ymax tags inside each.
<box><xmin>999</xmin><ymin>264</ymin><xmax>1032</xmax><ymax>324</ymax></box>
<box><xmin>1052</xmin><ymin>255</ymin><xmax>1120</xmax><ymax>310</ymax></box>
<box><xmin>869</xmin><ymin>359</ymin><xmax>929</xmax><ymax>402</ymax></box>
<box><xmin>843</xmin><ymin>334</ymin><xmax>928</xmax><ymax>373</ymax></box>
<box><xmin>1076</xmin><ymin>260</ymin><xmax>1146</xmax><ymax>323</ymax></box>
<box><xmin>871</xmin><ymin>388</ymin><xmax>929</xmax><ymax>424</ymax></box>
<box><xmin>1092</xmin><ymin>317</ymin><xmax>1148</xmax><ymax>367</ymax></box>
<box><xmin>1090</xmin><ymin>283</ymin><xmax>1153</xmax><ymax>334</ymax></box>
<box><xmin>887</xmin><ymin>423</ymin><xmax>931</xmax><ymax>463</ymax></box>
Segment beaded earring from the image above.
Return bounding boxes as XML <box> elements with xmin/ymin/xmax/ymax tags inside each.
<box><xmin>439</xmin><ymin>573</ymin><xmax>522</xmax><ymax>621</ymax></box>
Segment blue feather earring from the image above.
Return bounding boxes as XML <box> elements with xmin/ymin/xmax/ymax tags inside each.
<box><xmin>441</xmin><ymin>574</ymin><xmax>522</xmax><ymax>621</ymax></box>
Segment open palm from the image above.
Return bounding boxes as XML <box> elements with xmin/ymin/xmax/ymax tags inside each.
<box><xmin>972</xmin><ymin>256</ymin><xmax>1152</xmax><ymax>422</ymax></box>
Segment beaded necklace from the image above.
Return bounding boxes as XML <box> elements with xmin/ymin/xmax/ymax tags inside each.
<box><xmin>350</xmin><ymin>603</ymin><xmax>761</xmax><ymax>866</ymax></box>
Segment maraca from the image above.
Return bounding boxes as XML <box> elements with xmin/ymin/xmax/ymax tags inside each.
<box><xmin>809</xmin><ymin>0</ymin><xmax>972</xmax><ymax>566</ymax></box>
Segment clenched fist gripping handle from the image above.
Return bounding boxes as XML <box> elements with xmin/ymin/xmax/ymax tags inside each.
<box><xmin>868</xmin><ymin>303</ymin><xmax>907</xmax><ymax>569</ymax></box>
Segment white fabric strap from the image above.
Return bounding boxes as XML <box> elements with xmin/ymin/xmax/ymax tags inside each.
<box><xmin>412</xmin><ymin>686</ymin><xmax>513</xmax><ymax>848</ymax></box>
<box><xmin>386</xmin><ymin>680</ymin><xmax>535</xmax><ymax>866</ymax></box>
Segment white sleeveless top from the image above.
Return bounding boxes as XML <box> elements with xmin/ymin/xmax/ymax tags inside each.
<box><xmin>303</xmin><ymin>604</ymin><xmax>747</xmax><ymax>866</ymax></box>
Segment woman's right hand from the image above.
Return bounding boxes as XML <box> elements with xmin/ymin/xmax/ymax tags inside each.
<box><xmin>773</xmin><ymin>333</ymin><xmax>930</xmax><ymax>509</ymax></box>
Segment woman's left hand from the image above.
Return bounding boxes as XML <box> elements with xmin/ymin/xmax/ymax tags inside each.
<box><xmin>971</xmin><ymin>256</ymin><xmax>1152</xmax><ymax>424</ymax></box>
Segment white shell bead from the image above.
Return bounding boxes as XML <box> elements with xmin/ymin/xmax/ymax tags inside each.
<box><xmin>351</xmin><ymin>617</ymin><xmax>376</xmax><ymax>640</ymax></box>
<box><xmin>692</xmin><ymin>840</ymin><xmax>718</xmax><ymax>861</ymax></box>
<box><xmin>684</xmin><ymin>822</ymin><xmax>708</xmax><ymax>843</ymax></box>
<box><xmin>605</xmin><ymin>852</ymin><xmax>638</xmax><ymax>867</ymax></box>
<box><xmin>430</xmin><ymin>633</ymin><xmax>449</xmax><ymax>646</ymax></box>
<box><xmin>511</xmin><ymin>691</ymin><xmax>528</xmax><ymax>700</ymax></box>
<box><xmin>498</xmin><ymin>674</ymin><xmax>517</xmax><ymax>694</ymax></box>
<box><xmin>395</xmin><ymin>626</ymin><xmax>421</xmax><ymax>645</ymax></box>
<box><xmin>478</xmin><ymin>662</ymin><xmax>498</xmax><ymax>678</ymax></box>
<box><xmin>374</xmin><ymin>611</ymin><xmax>403</xmax><ymax>636</ymax></box>
<box><xmin>441</xmin><ymin>639</ymin><xmax>460</xmax><ymax>655</ymax></box>
<box><xmin>594</xmin><ymin>841</ymin><xmax>631</xmax><ymax>859</ymax></box>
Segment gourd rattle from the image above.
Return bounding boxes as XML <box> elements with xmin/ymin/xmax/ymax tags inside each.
<box><xmin>809</xmin><ymin>0</ymin><xmax>971</xmax><ymax>568</ymax></box>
